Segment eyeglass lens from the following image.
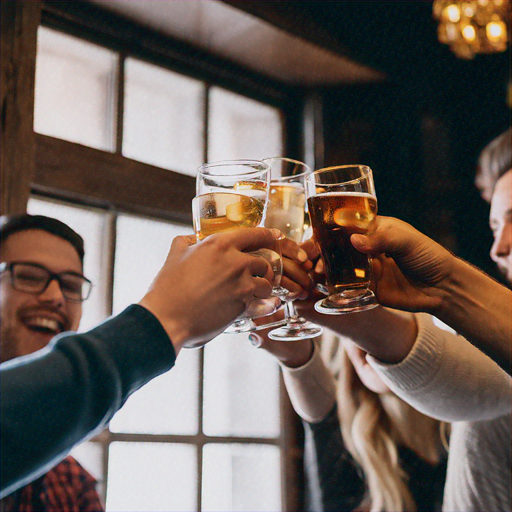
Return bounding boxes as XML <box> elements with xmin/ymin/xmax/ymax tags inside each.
<box><xmin>11</xmin><ymin>263</ymin><xmax>91</xmax><ymax>301</ymax></box>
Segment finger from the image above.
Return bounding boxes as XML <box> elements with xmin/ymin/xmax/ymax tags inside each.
<box><xmin>300</xmin><ymin>238</ymin><xmax>321</xmax><ymax>259</ymax></box>
<box><xmin>280</xmin><ymin>237</ymin><xmax>308</xmax><ymax>264</ymax></box>
<box><xmin>251</xmin><ymin>276</ymin><xmax>274</xmax><ymax>299</ymax></box>
<box><xmin>283</xmin><ymin>258</ymin><xmax>315</xmax><ymax>291</ymax></box>
<box><xmin>280</xmin><ymin>276</ymin><xmax>308</xmax><ymax>299</ymax></box>
<box><xmin>216</xmin><ymin>227</ymin><xmax>282</xmax><ymax>252</ymax></box>
<box><xmin>248</xmin><ymin>333</ymin><xmax>263</xmax><ymax>348</ymax></box>
<box><xmin>248</xmin><ymin>255</ymin><xmax>274</xmax><ymax>282</ymax></box>
<box><xmin>351</xmin><ymin>216</ymin><xmax>413</xmax><ymax>256</ymax></box>
<box><xmin>246</xmin><ymin>296</ymin><xmax>281</xmax><ymax>317</ymax></box>
<box><xmin>170</xmin><ymin>234</ymin><xmax>191</xmax><ymax>252</ymax></box>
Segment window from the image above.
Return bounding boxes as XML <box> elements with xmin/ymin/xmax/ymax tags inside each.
<box><xmin>34</xmin><ymin>26</ymin><xmax>118</xmax><ymax>152</ymax></box>
<box><xmin>123</xmin><ymin>58</ymin><xmax>205</xmax><ymax>175</ymax></box>
<box><xmin>28</xmin><ymin>9</ymin><xmax>296</xmax><ymax>510</ymax></box>
<box><xmin>209</xmin><ymin>87</ymin><xmax>283</xmax><ymax>162</ymax></box>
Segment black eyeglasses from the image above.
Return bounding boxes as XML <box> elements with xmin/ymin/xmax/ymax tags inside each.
<box><xmin>0</xmin><ymin>262</ymin><xmax>92</xmax><ymax>303</ymax></box>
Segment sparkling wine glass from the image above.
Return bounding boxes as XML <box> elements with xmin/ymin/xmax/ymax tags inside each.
<box><xmin>194</xmin><ymin>159</ymin><xmax>284</xmax><ymax>333</ymax></box>
<box><xmin>261</xmin><ymin>157</ymin><xmax>323</xmax><ymax>341</ymax></box>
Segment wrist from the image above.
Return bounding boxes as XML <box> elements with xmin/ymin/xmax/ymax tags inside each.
<box><xmin>275</xmin><ymin>339</ymin><xmax>315</xmax><ymax>369</ymax></box>
<box><xmin>435</xmin><ymin>256</ymin><xmax>477</xmax><ymax>320</ymax></box>
<box><xmin>138</xmin><ymin>296</ymin><xmax>188</xmax><ymax>356</ymax></box>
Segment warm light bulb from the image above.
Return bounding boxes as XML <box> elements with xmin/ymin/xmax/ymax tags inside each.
<box><xmin>443</xmin><ymin>4</ymin><xmax>461</xmax><ymax>22</ymax></box>
<box><xmin>462</xmin><ymin>24</ymin><xmax>477</xmax><ymax>41</ymax></box>
<box><xmin>462</xmin><ymin>2</ymin><xmax>476</xmax><ymax>16</ymax></box>
<box><xmin>486</xmin><ymin>21</ymin><xmax>506</xmax><ymax>42</ymax></box>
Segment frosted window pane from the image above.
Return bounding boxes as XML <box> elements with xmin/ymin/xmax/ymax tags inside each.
<box><xmin>34</xmin><ymin>27</ymin><xmax>117</xmax><ymax>151</ymax></box>
<box><xmin>112</xmin><ymin>214</ymin><xmax>193</xmax><ymax>315</ymax></box>
<box><xmin>106</xmin><ymin>442</ymin><xmax>196</xmax><ymax>512</ymax></box>
<box><xmin>109</xmin><ymin>348</ymin><xmax>199</xmax><ymax>435</ymax></box>
<box><xmin>123</xmin><ymin>58</ymin><xmax>205</xmax><ymax>176</ymax></box>
<box><xmin>203</xmin><ymin>333</ymin><xmax>280</xmax><ymax>438</ymax></box>
<box><xmin>27</xmin><ymin>197</ymin><xmax>109</xmax><ymax>332</ymax></box>
<box><xmin>209</xmin><ymin>87</ymin><xmax>283</xmax><ymax>161</ymax></box>
<box><xmin>202</xmin><ymin>444</ymin><xmax>281</xmax><ymax>512</ymax></box>
<box><xmin>70</xmin><ymin>441</ymin><xmax>104</xmax><ymax>484</ymax></box>
<box><xmin>111</xmin><ymin>215</ymin><xmax>197</xmax><ymax>434</ymax></box>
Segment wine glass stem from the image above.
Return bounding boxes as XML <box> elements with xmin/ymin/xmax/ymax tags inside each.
<box><xmin>285</xmin><ymin>300</ymin><xmax>302</xmax><ymax>325</ymax></box>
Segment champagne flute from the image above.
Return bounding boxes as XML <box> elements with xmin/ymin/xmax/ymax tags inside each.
<box><xmin>194</xmin><ymin>159</ymin><xmax>284</xmax><ymax>333</ymax></box>
<box><xmin>261</xmin><ymin>157</ymin><xmax>323</xmax><ymax>341</ymax></box>
<box><xmin>305</xmin><ymin>164</ymin><xmax>379</xmax><ymax>314</ymax></box>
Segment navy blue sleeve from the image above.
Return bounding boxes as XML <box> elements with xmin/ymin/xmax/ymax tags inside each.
<box><xmin>0</xmin><ymin>304</ymin><xmax>176</xmax><ymax>498</ymax></box>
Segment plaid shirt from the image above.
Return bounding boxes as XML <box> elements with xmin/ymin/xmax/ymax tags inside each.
<box><xmin>1</xmin><ymin>456</ymin><xmax>104</xmax><ymax>512</ymax></box>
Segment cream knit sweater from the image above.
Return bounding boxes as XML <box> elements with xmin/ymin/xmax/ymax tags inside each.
<box><xmin>281</xmin><ymin>313</ymin><xmax>512</xmax><ymax>511</ymax></box>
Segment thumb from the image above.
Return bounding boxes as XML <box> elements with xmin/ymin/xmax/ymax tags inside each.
<box><xmin>350</xmin><ymin>217</ymin><xmax>415</xmax><ymax>258</ymax></box>
<box><xmin>350</xmin><ymin>231</ymin><xmax>399</xmax><ymax>255</ymax></box>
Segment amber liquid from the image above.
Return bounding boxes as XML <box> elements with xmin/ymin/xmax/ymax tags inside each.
<box><xmin>193</xmin><ymin>192</ymin><xmax>265</xmax><ymax>240</ymax></box>
<box><xmin>307</xmin><ymin>192</ymin><xmax>377</xmax><ymax>295</ymax></box>
<box><xmin>265</xmin><ymin>183</ymin><xmax>306</xmax><ymax>243</ymax></box>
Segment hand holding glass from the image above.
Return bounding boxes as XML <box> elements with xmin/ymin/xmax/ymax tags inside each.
<box><xmin>194</xmin><ymin>160</ymin><xmax>283</xmax><ymax>333</ymax></box>
<box><xmin>306</xmin><ymin>165</ymin><xmax>378</xmax><ymax>314</ymax></box>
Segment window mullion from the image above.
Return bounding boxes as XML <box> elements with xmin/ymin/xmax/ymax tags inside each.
<box><xmin>115</xmin><ymin>54</ymin><xmax>126</xmax><ymax>155</ymax></box>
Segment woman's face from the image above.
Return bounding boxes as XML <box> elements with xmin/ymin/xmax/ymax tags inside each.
<box><xmin>344</xmin><ymin>342</ymin><xmax>390</xmax><ymax>394</ymax></box>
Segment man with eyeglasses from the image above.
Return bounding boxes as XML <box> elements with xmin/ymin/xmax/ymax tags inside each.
<box><xmin>1</xmin><ymin>212</ymin><xmax>304</xmax><ymax>501</ymax></box>
<box><xmin>0</xmin><ymin>214</ymin><xmax>104</xmax><ymax>511</ymax></box>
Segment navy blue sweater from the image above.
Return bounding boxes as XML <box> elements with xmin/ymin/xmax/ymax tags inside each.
<box><xmin>0</xmin><ymin>305</ymin><xmax>176</xmax><ymax>498</ymax></box>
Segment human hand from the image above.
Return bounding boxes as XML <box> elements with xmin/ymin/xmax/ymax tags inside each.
<box><xmin>139</xmin><ymin>227</ymin><xmax>282</xmax><ymax>353</ymax></box>
<box><xmin>278</xmin><ymin>237</ymin><xmax>316</xmax><ymax>299</ymax></box>
<box><xmin>350</xmin><ymin>216</ymin><xmax>456</xmax><ymax>314</ymax></box>
<box><xmin>248</xmin><ymin>309</ymin><xmax>314</xmax><ymax>369</ymax></box>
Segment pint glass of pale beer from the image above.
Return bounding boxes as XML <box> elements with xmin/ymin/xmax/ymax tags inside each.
<box><xmin>305</xmin><ymin>165</ymin><xmax>378</xmax><ymax>314</ymax></box>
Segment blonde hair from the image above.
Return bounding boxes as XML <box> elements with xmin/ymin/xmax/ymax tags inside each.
<box><xmin>321</xmin><ymin>334</ymin><xmax>448</xmax><ymax>512</ymax></box>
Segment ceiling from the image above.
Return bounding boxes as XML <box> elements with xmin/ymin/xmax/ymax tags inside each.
<box><xmin>87</xmin><ymin>0</ymin><xmax>510</xmax><ymax>110</ymax></box>
<box><xmin>89</xmin><ymin>0</ymin><xmax>385</xmax><ymax>85</ymax></box>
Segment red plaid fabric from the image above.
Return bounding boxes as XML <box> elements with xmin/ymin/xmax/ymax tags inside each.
<box><xmin>1</xmin><ymin>456</ymin><xmax>104</xmax><ymax>512</ymax></box>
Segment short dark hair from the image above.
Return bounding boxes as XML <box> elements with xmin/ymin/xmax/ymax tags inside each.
<box><xmin>0</xmin><ymin>214</ymin><xmax>85</xmax><ymax>263</ymax></box>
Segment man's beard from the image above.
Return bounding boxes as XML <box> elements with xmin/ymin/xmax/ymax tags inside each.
<box><xmin>0</xmin><ymin>325</ymin><xmax>22</xmax><ymax>363</ymax></box>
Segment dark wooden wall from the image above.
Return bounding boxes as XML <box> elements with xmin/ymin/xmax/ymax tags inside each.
<box><xmin>320</xmin><ymin>78</ymin><xmax>510</xmax><ymax>281</ymax></box>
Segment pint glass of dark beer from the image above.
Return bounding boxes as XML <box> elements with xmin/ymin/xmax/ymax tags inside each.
<box><xmin>305</xmin><ymin>165</ymin><xmax>378</xmax><ymax>314</ymax></box>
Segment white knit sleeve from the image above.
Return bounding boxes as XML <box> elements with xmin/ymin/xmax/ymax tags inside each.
<box><xmin>279</xmin><ymin>342</ymin><xmax>337</xmax><ymax>424</ymax></box>
<box><xmin>367</xmin><ymin>313</ymin><xmax>512</xmax><ymax>422</ymax></box>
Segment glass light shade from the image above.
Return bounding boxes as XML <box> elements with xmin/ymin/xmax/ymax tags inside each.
<box><xmin>433</xmin><ymin>0</ymin><xmax>510</xmax><ymax>58</ymax></box>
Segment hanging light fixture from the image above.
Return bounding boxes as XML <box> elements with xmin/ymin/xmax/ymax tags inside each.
<box><xmin>433</xmin><ymin>0</ymin><xmax>510</xmax><ymax>59</ymax></box>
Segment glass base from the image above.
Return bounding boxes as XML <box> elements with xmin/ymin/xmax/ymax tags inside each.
<box><xmin>268</xmin><ymin>319</ymin><xmax>323</xmax><ymax>342</ymax></box>
<box><xmin>224</xmin><ymin>318</ymin><xmax>257</xmax><ymax>334</ymax></box>
<box><xmin>315</xmin><ymin>289</ymin><xmax>378</xmax><ymax>315</ymax></box>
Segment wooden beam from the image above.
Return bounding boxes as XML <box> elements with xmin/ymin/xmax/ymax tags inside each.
<box><xmin>34</xmin><ymin>134</ymin><xmax>195</xmax><ymax>224</ymax></box>
<box><xmin>1</xmin><ymin>0</ymin><xmax>41</xmax><ymax>215</ymax></box>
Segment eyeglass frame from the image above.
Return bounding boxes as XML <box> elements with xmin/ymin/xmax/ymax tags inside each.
<box><xmin>0</xmin><ymin>261</ymin><xmax>93</xmax><ymax>303</ymax></box>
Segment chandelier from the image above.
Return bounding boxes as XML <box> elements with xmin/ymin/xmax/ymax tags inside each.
<box><xmin>433</xmin><ymin>0</ymin><xmax>510</xmax><ymax>59</ymax></box>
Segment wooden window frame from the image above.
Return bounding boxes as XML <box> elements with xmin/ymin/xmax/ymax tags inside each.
<box><xmin>2</xmin><ymin>1</ymin><xmax>307</xmax><ymax>510</ymax></box>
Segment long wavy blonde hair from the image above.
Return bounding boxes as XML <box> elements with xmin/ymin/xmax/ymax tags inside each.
<box><xmin>321</xmin><ymin>334</ymin><xmax>448</xmax><ymax>512</ymax></box>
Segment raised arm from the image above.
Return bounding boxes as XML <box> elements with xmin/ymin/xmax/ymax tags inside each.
<box><xmin>351</xmin><ymin>216</ymin><xmax>512</xmax><ymax>375</ymax></box>
<box><xmin>1</xmin><ymin>227</ymin><xmax>282</xmax><ymax>498</ymax></box>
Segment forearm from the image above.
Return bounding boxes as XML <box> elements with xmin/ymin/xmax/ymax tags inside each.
<box><xmin>280</xmin><ymin>342</ymin><xmax>337</xmax><ymax>423</ymax></box>
<box><xmin>300</xmin><ymin>305</ymin><xmax>418</xmax><ymax>364</ymax></box>
<box><xmin>438</xmin><ymin>257</ymin><xmax>512</xmax><ymax>375</ymax></box>
<box><xmin>369</xmin><ymin>314</ymin><xmax>512</xmax><ymax>421</ymax></box>
<box><xmin>0</xmin><ymin>305</ymin><xmax>175</xmax><ymax>498</ymax></box>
